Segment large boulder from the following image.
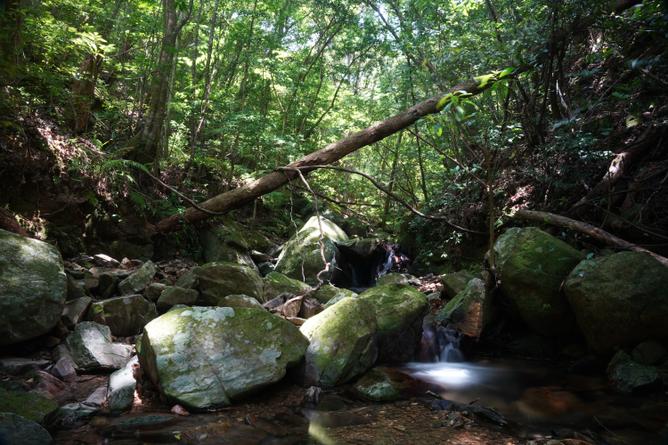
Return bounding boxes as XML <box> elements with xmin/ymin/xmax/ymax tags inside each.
<box><xmin>300</xmin><ymin>297</ymin><xmax>378</xmax><ymax>387</ymax></box>
<box><xmin>0</xmin><ymin>413</ymin><xmax>53</xmax><ymax>445</ymax></box>
<box><xmin>138</xmin><ymin>307</ymin><xmax>308</xmax><ymax>410</ymax></box>
<box><xmin>440</xmin><ymin>270</ymin><xmax>476</xmax><ymax>299</ymax></box>
<box><xmin>436</xmin><ymin>278</ymin><xmax>492</xmax><ymax>338</ymax></box>
<box><xmin>494</xmin><ymin>227</ymin><xmax>584</xmax><ymax>337</ymax></box>
<box><xmin>0</xmin><ymin>229</ymin><xmax>67</xmax><ymax>345</ymax></box>
<box><xmin>607</xmin><ymin>351</ymin><xmax>662</xmax><ymax>393</ymax></box>
<box><xmin>199</xmin><ymin>224</ymin><xmax>257</xmax><ymax>270</ymax></box>
<box><xmin>156</xmin><ymin>286</ymin><xmax>199</xmax><ymax>311</ymax></box>
<box><xmin>314</xmin><ymin>284</ymin><xmax>357</xmax><ymax>305</ymax></box>
<box><xmin>275</xmin><ymin>216</ymin><xmax>348</xmax><ymax>285</ymax></box>
<box><xmin>263</xmin><ymin>272</ymin><xmax>312</xmax><ymax>300</ymax></box>
<box><xmin>359</xmin><ymin>284</ymin><xmax>429</xmax><ymax>363</ymax></box>
<box><xmin>193</xmin><ymin>262</ymin><xmax>264</xmax><ymax>303</ymax></box>
<box><xmin>66</xmin><ymin>322</ymin><xmax>133</xmax><ymax>371</ymax></box>
<box><xmin>87</xmin><ymin>295</ymin><xmax>158</xmax><ymax>336</ymax></box>
<box><xmin>564</xmin><ymin>251</ymin><xmax>668</xmax><ymax>354</ymax></box>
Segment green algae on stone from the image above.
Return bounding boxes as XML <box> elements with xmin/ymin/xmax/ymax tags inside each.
<box><xmin>440</xmin><ymin>270</ymin><xmax>476</xmax><ymax>299</ymax></box>
<box><xmin>359</xmin><ymin>284</ymin><xmax>429</xmax><ymax>363</ymax></box>
<box><xmin>118</xmin><ymin>261</ymin><xmax>157</xmax><ymax>295</ymax></box>
<box><xmin>193</xmin><ymin>262</ymin><xmax>264</xmax><ymax>303</ymax></box>
<box><xmin>263</xmin><ymin>272</ymin><xmax>312</xmax><ymax>300</ymax></box>
<box><xmin>215</xmin><ymin>294</ymin><xmax>263</xmax><ymax>308</ymax></box>
<box><xmin>436</xmin><ymin>278</ymin><xmax>491</xmax><ymax>338</ymax></box>
<box><xmin>139</xmin><ymin>306</ymin><xmax>308</xmax><ymax>410</ymax></box>
<box><xmin>564</xmin><ymin>251</ymin><xmax>668</xmax><ymax>354</ymax></box>
<box><xmin>0</xmin><ymin>228</ymin><xmax>67</xmax><ymax>346</ymax></box>
<box><xmin>156</xmin><ymin>286</ymin><xmax>199</xmax><ymax>311</ymax></box>
<box><xmin>300</xmin><ymin>297</ymin><xmax>378</xmax><ymax>387</ymax></box>
<box><xmin>0</xmin><ymin>388</ymin><xmax>58</xmax><ymax>423</ymax></box>
<box><xmin>353</xmin><ymin>367</ymin><xmax>407</xmax><ymax>402</ymax></box>
<box><xmin>87</xmin><ymin>294</ymin><xmax>158</xmax><ymax>336</ymax></box>
<box><xmin>315</xmin><ymin>284</ymin><xmax>358</xmax><ymax>306</ymax></box>
<box><xmin>494</xmin><ymin>227</ymin><xmax>584</xmax><ymax>337</ymax></box>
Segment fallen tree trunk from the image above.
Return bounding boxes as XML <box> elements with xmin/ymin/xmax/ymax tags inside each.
<box><xmin>155</xmin><ymin>67</ymin><xmax>526</xmax><ymax>233</ymax></box>
<box><xmin>510</xmin><ymin>208</ymin><xmax>668</xmax><ymax>267</ymax></box>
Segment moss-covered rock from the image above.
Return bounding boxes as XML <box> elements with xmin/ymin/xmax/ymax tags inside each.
<box><xmin>138</xmin><ymin>307</ymin><xmax>308</xmax><ymax>410</ymax></box>
<box><xmin>300</xmin><ymin>297</ymin><xmax>377</xmax><ymax>387</ymax></box>
<box><xmin>118</xmin><ymin>261</ymin><xmax>157</xmax><ymax>295</ymax></box>
<box><xmin>436</xmin><ymin>278</ymin><xmax>491</xmax><ymax>338</ymax></box>
<box><xmin>156</xmin><ymin>286</ymin><xmax>199</xmax><ymax>311</ymax></box>
<box><xmin>440</xmin><ymin>270</ymin><xmax>476</xmax><ymax>298</ymax></box>
<box><xmin>263</xmin><ymin>272</ymin><xmax>312</xmax><ymax>300</ymax></box>
<box><xmin>87</xmin><ymin>295</ymin><xmax>158</xmax><ymax>336</ymax></box>
<box><xmin>352</xmin><ymin>367</ymin><xmax>409</xmax><ymax>402</ymax></box>
<box><xmin>359</xmin><ymin>284</ymin><xmax>429</xmax><ymax>363</ymax></box>
<box><xmin>193</xmin><ymin>262</ymin><xmax>264</xmax><ymax>303</ymax></box>
<box><xmin>0</xmin><ymin>229</ymin><xmax>67</xmax><ymax>345</ymax></box>
<box><xmin>564</xmin><ymin>252</ymin><xmax>668</xmax><ymax>353</ymax></box>
<box><xmin>607</xmin><ymin>351</ymin><xmax>661</xmax><ymax>393</ymax></box>
<box><xmin>275</xmin><ymin>216</ymin><xmax>348</xmax><ymax>285</ymax></box>
<box><xmin>314</xmin><ymin>284</ymin><xmax>357</xmax><ymax>305</ymax></box>
<box><xmin>494</xmin><ymin>227</ymin><xmax>584</xmax><ymax>337</ymax></box>
<box><xmin>0</xmin><ymin>388</ymin><xmax>58</xmax><ymax>423</ymax></box>
<box><xmin>376</xmin><ymin>273</ymin><xmax>415</xmax><ymax>287</ymax></box>
<box><xmin>215</xmin><ymin>294</ymin><xmax>264</xmax><ymax>309</ymax></box>
<box><xmin>0</xmin><ymin>413</ymin><xmax>53</xmax><ymax>445</ymax></box>
<box><xmin>199</xmin><ymin>224</ymin><xmax>256</xmax><ymax>270</ymax></box>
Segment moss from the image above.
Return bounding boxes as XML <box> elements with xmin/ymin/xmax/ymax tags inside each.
<box><xmin>0</xmin><ymin>388</ymin><xmax>58</xmax><ymax>423</ymax></box>
<box><xmin>263</xmin><ymin>272</ymin><xmax>311</xmax><ymax>300</ymax></box>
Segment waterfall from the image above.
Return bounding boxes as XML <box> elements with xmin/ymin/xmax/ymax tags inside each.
<box><xmin>419</xmin><ymin>316</ymin><xmax>464</xmax><ymax>363</ymax></box>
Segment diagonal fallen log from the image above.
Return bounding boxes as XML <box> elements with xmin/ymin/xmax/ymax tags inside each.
<box><xmin>509</xmin><ymin>208</ymin><xmax>668</xmax><ymax>267</ymax></box>
<box><xmin>155</xmin><ymin>67</ymin><xmax>526</xmax><ymax>233</ymax></box>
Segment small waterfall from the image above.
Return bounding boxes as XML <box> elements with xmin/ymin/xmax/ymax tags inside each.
<box><xmin>418</xmin><ymin>317</ymin><xmax>464</xmax><ymax>363</ymax></box>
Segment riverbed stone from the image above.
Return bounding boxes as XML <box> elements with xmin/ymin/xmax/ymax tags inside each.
<box><xmin>314</xmin><ymin>284</ymin><xmax>357</xmax><ymax>305</ymax></box>
<box><xmin>193</xmin><ymin>262</ymin><xmax>264</xmax><ymax>304</ymax></box>
<box><xmin>46</xmin><ymin>402</ymin><xmax>99</xmax><ymax>429</ymax></box>
<box><xmin>353</xmin><ymin>367</ymin><xmax>410</xmax><ymax>402</ymax></box>
<box><xmin>216</xmin><ymin>294</ymin><xmax>264</xmax><ymax>308</ymax></box>
<box><xmin>108</xmin><ymin>357</ymin><xmax>138</xmax><ymax>413</ymax></box>
<box><xmin>494</xmin><ymin>227</ymin><xmax>584</xmax><ymax>337</ymax></box>
<box><xmin>607</xmin><ymin>351</ymin><xmax>662</xmax><ymax>393</ymax></box>
<box><xmin>564</xmin><ymin>251</ymin><xmax>668</xmax><ymax>354</ymax></box>
<box><xmin>275</xmin><ymin>216</ymin><xmax>348</xmax><ymax>285</ymax></box>
<box><xmin>138</xmin><ymin>307</ymin><xmax>308</xmax><ymax>410</ymax></box>
<box><xmin>0</xmin><ymin>388</ymin><xmax>59</xmax><ymax>423</ymax></box>
<box><xmin>156</xmin><ymin>286</ymin><xmax>199</xmax><ymax>311</ymax></box>
<box><xmin>300</xmin><ymin>297</ymin><xmax>378</xmax><ymax>387</ymax></box>
<box><xmin>376</xmin><ymin>273</ymin><xmax>415</xmax><ymax>287</ymax></box>
<box><xmin>263</xmin><ymin>272</ymin><xmax>311</xmax><ymax>300</ymax></box>
<box><xmin>359</xmin><ymin>284</ymin><xmax>429</xmax><ymax>363</ymax></box>
<box><xmin>118</xmin><ymin>261</ymin><xmax>157</xmax><ymax>295</ymax></box>
<box><xmin>62</xmin><ymin>296</ymin><xmax>92</xmax><ymax>329</ymax></box>
<box><xmin>0</xmin><ymin>413</ymin><xmax>53</xmax><ymax>445</ymax></box>
<box><xmin>436</xmin><ymin>278</ymin><xmax>492</xmax><ymax>338</ymax></box>
<box><xmin>199</xmin><ymin>225</ymin><xmax>257</xmax><ymax>270</ymax></box>
<box><xmin>440</xmin><ymin>270</ymin><xmax>476</xmax><ymax>298</ymax></box>
<box><xmin>88</xmin><ymin>295</ymin><xmax>158</xmax><ymax>336</ymax></box>
<box><xmin>66</xmin><ymin>322</ymin><xmax>133</xmax><ymax>371</ymax></box>
<box><xmin>0</xmin><ymin>228</ymin><xmax>67</xmax><ymax>345</ymax></box>
<box><xmin>144</xmin><ymin>282</ymin><xmax>167</xmax><ymax>302</ymax></box>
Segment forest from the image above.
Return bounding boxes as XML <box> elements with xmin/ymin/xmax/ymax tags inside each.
<box><xmin>0</xmin><ymin>0</ymin><xmax>667</xmax><ymax>444</ymax></box>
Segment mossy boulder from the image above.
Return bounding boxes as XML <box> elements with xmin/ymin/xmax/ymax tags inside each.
<box><xmin>564</xmin><ymin>252</ymin><xmax>668</xmax><ymax>354</ymax></box>
<box><xmin>156</xmin><ymin>286</ymin><xmax>199</xmax><ymax>311</ymax></box>
<box><xmin>199</xmin><ymin>224</ymin><xmax>256</xmax><ymax>270</ymax></box>
<box><xmin>300</xmin><ymin>297</ymin><xmax>378</xmax><ymax>387</ymax></box>
<box><xmin>437</xmin><ymin>278</ymin><xmax>492</xmax><ymax>338</ymax></box>
<box><xmin>193</xmin><ymin>262</ymin><xmax>264</xmax><ymax>303</ymax></box>
<box><xmin>607</xmin><ymin>351</ymin><xmax>662</xmax><ymax>393</ymax></box>
<box><xmin>315</xmin><ymin>284</ymin><xmax>357</xmax><ymax>306</ymax></box>
<box><xmin>0</xmin><ymin>229</ymin><xmax>67</xmax><ymax>345</ymax></box>
<box><xmin>118</xmin><ymin>261</ymin><xmax>156</xmax><ymax>295</ymax></box>
<box><xmin>275</xmin><ymin>216</ymin><xmax>348</xmax><ymax>285</ymax></box>
<box><xmin>215</xmin><ymin>294</ymin><xmax>264</xmax><ymax>309</ymax></box>
<box><xmin>376</xmin><ymin>273</ymin><xmax>414</xmax><ymax>287</ymax></box>
<box><xmin>0</xmin><ymin>388</ymin><xmax>58</xmax><ymax>423</ymax></box>
<box><xmin>440</xmin><ymin>270</ymin><xmax>476</xmax><ymax>298</ymax></box>
<box><xmin>359</xmin><ymin>284</ymin><xmax>429</xmax><ymax>363</ymax></box>
<box><xmin>263</xmin><ymin>272</ymin><xmax>311</xmax><ymax>300</ymax></box>
<box><xmin>138</xmin><ymin>307</ymin><xmax>308</xmax><ymax>410</ymax></box>
<box><xmin>0</xmin><ymin>413</ymin><xmax>53</xmax><ymax>445</ymax></box>
<box><xmin>87</xmin><ymin>295</ymin><xmax>158</xmax><ymax>336</ymax></box>
<box><xmin>352</xmin><ymin>367</ymin><xmax>410</xmax><ymax>402</ymax></box>
<box><xmin>494</xmin><ymin>227</ymin><xmax>584</xmax><ymax>337</ymax></box>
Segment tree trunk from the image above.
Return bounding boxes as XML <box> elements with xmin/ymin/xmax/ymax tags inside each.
<box><xmin>154</xmin><ymin>67</ymin><xmax>526</xmax><ymax>233</ymax></box>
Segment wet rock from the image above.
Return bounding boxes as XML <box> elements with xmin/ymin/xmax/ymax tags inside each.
<box><xmin>216</xmin><ymin>294</ymin><xmax>264</xmax><ymax>308</ymax></box>
<box><xmin>564</xmin><ymin>251</ymin><xmax>668</xmax><ymax>354</ymax></box>
<box><xmin>61</xmin><ymin>296</ymin><xmax>92</xmax><ymax>329</ymax></box>
<box><xmin>263</xmin><ymin>272</ymin><xmax>311</xmax><ymax>301</ymax></box>
<box><xmin>108</xmin><ymin>357</ymin><xmax>138</xmax><ymax>413</ymax></box>
<box><xmin>193</xmin><ymin>262</ymin><xmax>264</xmax><ymax>304</ymax></box>
<box><xmin>300</xmin><ymin>297</ymin><xmax>378</xmax><ymax>387</ymax></box>
<box><xmin>85</xmin><ymin>386</ymin><xmax>108</xmax><ymax>407</ymax></box>
<box><xmin>0</xmin><ymin>388</ymin><xmax>59</xmax><ymax>423</ymax></box>
<box><xmin>66</xmin><ymin>275</ymin><xmax>87</xmax><ymax>300</ymax></box>
<box><xmin>353</xmin><ymin>367</ymin><xmax>407</xmax><ymax>402</ymax></box>
<box><xmin>0</xmin><ymin>228</ymin><xmax>67</xmax><ymax>346</ymax></box>
<box><xmin>118</xmin><ymin>261</ymin><xmax>157</xmax><ymax>295</ymax></box>
<box><xmin>96</xmin><ymin>272</ymin><xmax>119</xmax><ymax>299</ymax></box>
<box><xmin>632</xmin><ymin>341</ymin><xmax>666</xmax><ymax>366</ymax></box>
<box><xmin>0</xmin><ymin>357</ymin><xmax>51</xmax><ymax>375</ymax></box>
<box><xmin>199</xmin><ymin>225</ymin><xmax>257</xmax><ymax>270</ymax></box>
<box><xmin>93</xmin><ymin>254</ymin><xmax>120</xmax><ymax>267</ymax></box>
<box><xmin>87</xmin><ymin>295</ymin><xmax>158</xmax><ymax>336</ymax></box>
<box><xmin>156</xmin><ymin>286</ymin><xmax>199</xmax><ymax>311</ymax></box>
<box><xmin>46</xmin><ymin>402</ymin><xmax>98</xmax><ymax>429</ymax></box>
<box><xmin>359</xmin><ymin>284</ymin><xmax>429</xmax><ymax>363</ymax></box>
<box><xmin>139</xmin><ymin>307</ymin><xmax>308</xmax><ymax>409</ymax></box>
<box><xmin>66</xmin><ymin>322</ymin><xmax>132</xmax><ymax>371</ymax></box>
<box><xmin>275</xmin><ymin>216</ymin><xmax>348</xmax><ymax>285</ymax></box>
<box><xmin>607</xmin><ymin>351</ymin><xmax>661</xmax><ymax>393</ymax></box>
<box><xmin>144</xmin><ymin>282</ymin><xmax>167</xmax><ymax>302</ymax></box>
<box><xmin>0</xmin><ymin>412</ymin><xmax>53</xmax><ymax>445</ymax></box>
<box><xmin>376</xmin><ymin>273</ymin><xmax>416</xmax><ymax>287</ymax></box>
<box><xmin>494</xmin><ymin>227</ymin><xmax>584</xmax><ymax>337</ymax></box>
<box><xmin>314</xmin><ymin>284</ymin><xmax>357</xmax><ymax>305</ymax></box>
<box><xmin>51</xmin><ymin>345</ymin><xmax>77</xmax><ymax>381</ymax></box>
<box><xmin>436</xmin><ymin>278</ymin><xmax>492</xmax><ymax>338</ymax></box>
<box><xmin>440</xmin><ymin>270</ymin><xmax>476</xmax><ymax>298</ymax></box>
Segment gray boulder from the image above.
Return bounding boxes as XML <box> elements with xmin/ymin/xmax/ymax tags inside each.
<box><xmin>564</xmin><ymin>251</ymin><xmax>668</xmax><ymax>354</ymax></box>
<box><xmin>138</xmin><ymin>307</ymin><xmax>308</xmax><ymax>409</ymax></box>
<box><xmin>193</xmin><ymin>262</ymin><xmax>264</xmax><ymax>304</ymax></box>
<box><xmin>66</xmin><ymin>322</ymin><xmax>132</xmax><ymax>371</ymax></box>
<box><xmin>0</xmin><ymin>229</ymin><xmax>67</xmax><ymax>345</ymax></box>
<box><xmin>0</xmin><ymin>413</ymin><xmax>53</xmax><ymax>445</ymax></box>
<box><xmin>156</xmin><ymin>286</ymin><xmax>199</xmax><ymax>311</ymax></box>
<box><xmin>607</xmin><ymin>351</ymin><xmax>661</xmax><ymax>393</ymax></box>
<box><xmin>88</xmin><ymin>295</ymin><xmax>158</xmax><ymax>336</ymax></box>
<box><xmin>118</xmin><ymin>261</ymin><xmax>156</xmax><ymax>295</ymax></box>
<box><xmin>108</xmin><ymin>357</ymin><xmax>138</xmax><ymax>413</ymax></box>
<box><xmin>216</xmin><ymin>294</ymin><xmax>264</xmax><ymax>308</ymax></box>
